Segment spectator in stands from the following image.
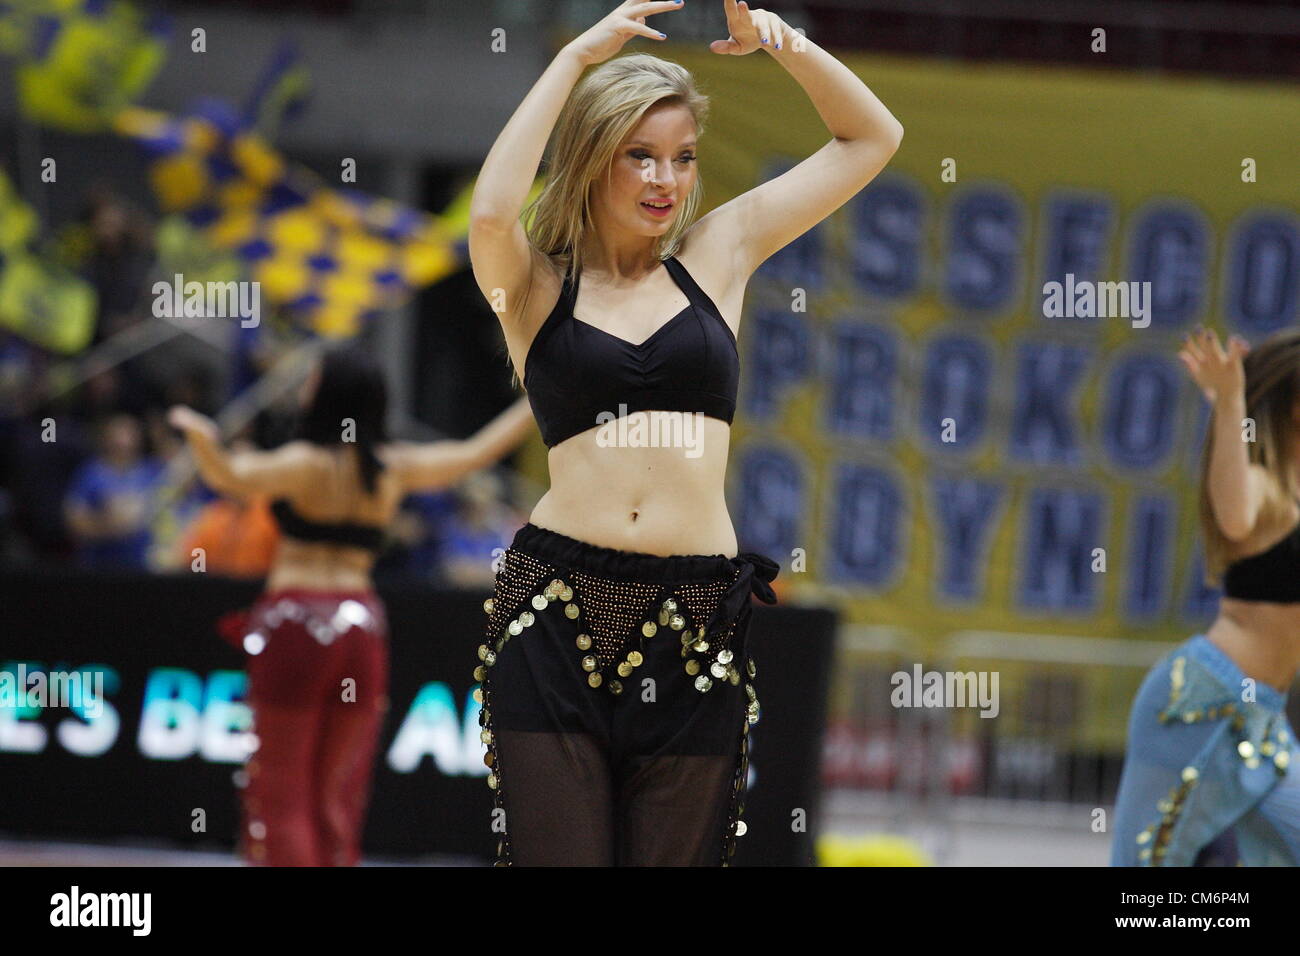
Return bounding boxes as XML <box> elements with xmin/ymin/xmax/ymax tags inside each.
<box><xmin>78</xmin><ymin>188</ymin><xmax>155</xmax><ymax>345</ymax></box>
<box><xmin>439</xmin><ymin>470</ymin><xmax>526</xmax><ymax>588</ymax></box>
<box><xmin>0</xmin><ymin>335</ymin><xmax>95</xmax><ymax>562</ymax></box>
<box><xmin>63</xmin><ymin>413</ymin><xmax>165</xmax><ymax>569</ymax></box>
<box><xmin>374</xmin><ymin>488</ymin><xmax>457</xmax><ymax>584</ymax></box>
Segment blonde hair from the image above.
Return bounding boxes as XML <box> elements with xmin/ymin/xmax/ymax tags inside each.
<box><xmin>1199</xmin><ymin>330</ymin><xmax>1300</xmax><ymax>585</ymax></box>
<box><xmin>515</xmin><ymin>54</ymin><xmax>710</xmax><ymax>328</ymax></box>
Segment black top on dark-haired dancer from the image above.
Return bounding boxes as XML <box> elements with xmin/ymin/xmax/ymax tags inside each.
<box><xmin>270</xmin><ymin>498</ymin><xmax>386</xmax><ymax>552</ymax></box>
<box><xmin>523</xmin><ymin>256</ymin><xmax>739</xmax><ymax>448</ymax></box>
<box><xmin>1221</xmin><ymin>500</ymin><xmax>1300</xmax><ymax>602</ymax></box>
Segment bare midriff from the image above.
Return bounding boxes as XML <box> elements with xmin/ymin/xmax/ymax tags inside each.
<box><xmin>261</xmin><ymin>446</ymin><xmax>404</xmax><ymax>594</ymax></box>
<box><xmin>1205</xmin><ymin>600</ymin><xmax>1300</xmax><ymax>694</ymax></box>
<box><xmin>527</xmin><ymin>415</ymin><xmax>737</xmax><ymax>558</ymax></box>
<box><xmin>1202</xmin><ymin>492</ymin><xmax>1300</xmax><ymax>694</ymax></box>
<box><xmin>264</xmin><ymin>539</ymin><xmax>377</xmax><ymax>593</ymax></box>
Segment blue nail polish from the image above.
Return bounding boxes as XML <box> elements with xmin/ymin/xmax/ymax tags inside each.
<box><xmin>762</xmin><ymin>36</ymin><xmax>768</xmax><ymax>43</ymax></box>
<box><xmin>658</xmin><ymin>31</ymin><xmax>666</xmax><ymax>38</ymax></box>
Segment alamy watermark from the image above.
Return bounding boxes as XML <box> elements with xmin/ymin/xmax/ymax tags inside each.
<box><xmin>891</xmin><ymin>664</ymin><xmax>1000</xmax><ymax>718</ymax></box>
<box><xmin>152</xmin><ymin>274</ymin><xmax>261</xmax><ymax>327</ymax></box>
<box><xmin>49</xmin><ymin>886</ymin><xmax>150</xmax><ymax>936</ymax></box>
<box><xmin>1042</xmin><ymin>273</ymin><xmax>1151</xmax><ymax>328</ymax></box>
<box><xmin>595</xmin><ymin>405</ymin><xmax>705</xmax><ymax>458</ymax></box>
<box><xmin>0</xmin><ymin>665</ymin><xmax>104</xmax><ymax>719</ymax></box>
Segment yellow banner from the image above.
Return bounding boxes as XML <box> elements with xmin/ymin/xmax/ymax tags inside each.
<box><xmin>653</xmin><ymin>49</ymin><xmax>1300</xmax><ymax>648</ymax></box>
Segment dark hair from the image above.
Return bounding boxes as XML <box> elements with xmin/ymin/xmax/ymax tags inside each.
<box><xmin>298</xmin><ymin>346</ymin><xmax>389</xmax><ymax>494</ymax></box>
<box><xmin>1198</xmin><ymin>329</ymin><xmax>1300</xmax><ymax>585</ymax></box>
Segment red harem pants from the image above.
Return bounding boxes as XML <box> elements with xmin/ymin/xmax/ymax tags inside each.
<box><xmin>224</xmin><ymin>588</ymin><xmax>389</xmax><ymax>866</ymax></box>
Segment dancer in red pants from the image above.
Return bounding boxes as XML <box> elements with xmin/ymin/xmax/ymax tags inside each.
<box><xmin>170</xmin><ymin>347</ymin><xmax>535</xmax><ymax>865</ymax></box>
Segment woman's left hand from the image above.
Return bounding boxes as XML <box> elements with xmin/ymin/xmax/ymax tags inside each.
<box><xmin>710</xmin><ymin>0</ymin><xmax>789</xmax><ymax>55</ymax></box>
<box><xmin>167</xmin><ymin>404</ymin><xmax>219</xmax><ymax>441</ymax></box>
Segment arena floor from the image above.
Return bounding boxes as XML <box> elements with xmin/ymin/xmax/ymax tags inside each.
<box><xmin>0</xmin><ymin>793</ymin><xmax>1111</xmax><ymax>867</ymax></box>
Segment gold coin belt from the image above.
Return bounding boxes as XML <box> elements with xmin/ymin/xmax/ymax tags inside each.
<box><xmin>471</xmin><ymin>549</ymin><xmax>762</xmax><ymax>865</ymax></box>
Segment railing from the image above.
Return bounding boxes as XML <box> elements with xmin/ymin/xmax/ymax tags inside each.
<box><xmin>821</xmin><ymin>626</ymin><xmax>1180</xmax><ymax>862</ymax></box>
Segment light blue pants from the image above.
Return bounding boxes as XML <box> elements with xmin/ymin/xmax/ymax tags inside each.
<box><xmin>1112</xmin><ymin>634</ymin><xmax>1300</xmax><ymax>866</ymax></box>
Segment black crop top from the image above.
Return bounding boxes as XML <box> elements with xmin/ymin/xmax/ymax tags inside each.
<box><xmin>270</xmin><ymin>498</ymin><xmax>385</xmax><ymax>553</ymax></box>
<box><xmin>522</xmin><ymin>256</ymin><xmax>739</xmax><ymax>448</ymax></box>
<box><xmin>1221</xmin><ymin>514</ymin><xmax>1300</xmax><ymax>602</ymax></box>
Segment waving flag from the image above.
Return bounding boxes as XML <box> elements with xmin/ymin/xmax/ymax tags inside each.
<box><xmin>116</xmin><ymin>99</ymin><xmax>462</xmax><ymax>339</ymax></box>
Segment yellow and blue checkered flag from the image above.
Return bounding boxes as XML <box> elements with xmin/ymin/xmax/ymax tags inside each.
<box><xmin>116</xmin><ymin>98</ymin><xmax>466</xmax><ymax>339</ymax></box>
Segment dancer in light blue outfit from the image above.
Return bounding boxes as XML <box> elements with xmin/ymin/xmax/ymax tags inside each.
<box><xmin>1111</xmin><ymin>634</ymin><xmax>1299</xmax><ymax>865</ymax></box>
<box><xmin>1113</xmin><ymin>327</ymin><xmax>1300</xmax><ymax>866</ymax></box>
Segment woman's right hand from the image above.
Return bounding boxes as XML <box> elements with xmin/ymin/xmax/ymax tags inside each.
<box><xmin>1179</xmin><ymin>326</ymin><xmax>1249</xmax><ymax>406</ymax></box>
<box><xmin>565</xmin><ymin>0</ymin><xmax>684</xmax><ymax>67</ymax></box>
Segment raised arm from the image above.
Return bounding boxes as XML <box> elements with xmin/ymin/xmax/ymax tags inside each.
<box><xmin>1181</xmin><ymin>327</ymin><xmax>1262</xmax><ymax>541</ymax></box>
<box><xmin>390</xmin><ymin>397</ymin><xmax>537</xmax><ymax>493</ymax></box>
<box><xmin>468</xmin><ymin>2</ymin><xmax>684</xmax><ymax>316</ymax></box>
<box><xmin>692</xmin><ymin>1</ymin><xmax>904</xmax><ymax>280</ymax></box>
<box><xmin>467</xmin><ymin>47</ymin><xmax>584</xmax><ymax>314</ymax></box>
<box><xmin>167</xmin><ymin>405</ymin><xmax>315</xmax><ymax>499</ymax></box>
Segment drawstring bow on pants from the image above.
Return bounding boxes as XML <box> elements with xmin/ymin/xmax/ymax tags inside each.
<box><xmin>708</xmin><ymin>552</ymin><xmax>779</xmax><ymax>636</ymax></box>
